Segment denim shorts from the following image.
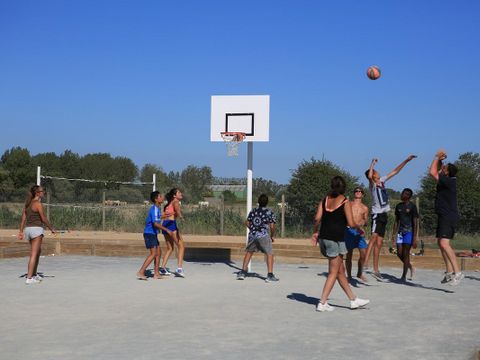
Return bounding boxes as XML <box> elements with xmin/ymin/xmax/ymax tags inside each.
<box><xmin>319</xmin><ymin>238</ymin><xmax>347</xmax><ymax>258</ymax></box>
<box><xmin>24</xmin><ymin>226</ymin><xmax>44</xmax><ymax>241</ymax></box>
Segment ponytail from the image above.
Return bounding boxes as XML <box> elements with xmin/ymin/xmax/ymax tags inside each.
<box><xmin>24</xmin><ymin>185</ymin><xmax>40</xmax><ymax>209</ymax></box>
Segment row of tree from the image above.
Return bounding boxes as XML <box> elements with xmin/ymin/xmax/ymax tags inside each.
<box><xmin>1</xmin><ymin>147</ymin><xmax>478</xmax><ymax>234</ymax></box>
<box><xmin>0</xmin><ymin>147</ymin><xmax>284</xmax><ymax>204</ymax></box>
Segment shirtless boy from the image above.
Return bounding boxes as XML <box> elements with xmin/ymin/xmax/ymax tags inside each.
<box><xmin>345</xmin><ymin>187</ymin><xmax>369</xmax><ymax>282</ymax></box>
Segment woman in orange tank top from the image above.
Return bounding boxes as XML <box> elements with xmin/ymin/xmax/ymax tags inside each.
<box><xmin>159</xmin><ymin>188</ymin><xmax>186</xmax><ymax>277</ymax></box>
<box><xmin>18</xmin><ymin>185</ymin><xmax>56</xmax><ymax>284</ymax></box>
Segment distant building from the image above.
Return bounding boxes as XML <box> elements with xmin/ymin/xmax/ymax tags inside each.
<box><xmin>208</xmin><ymin>184</ymin><xmax>247</xmax><ymax>200</ymax></box>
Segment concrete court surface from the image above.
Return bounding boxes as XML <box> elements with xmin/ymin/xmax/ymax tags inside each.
<box><xmin>1</xmin><ymin>255</ymin><xmax>479</xmax><ymax>360</ymax></box>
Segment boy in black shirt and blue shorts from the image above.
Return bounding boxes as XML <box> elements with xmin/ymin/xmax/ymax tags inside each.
<box><xmin>392</xmin><ymin>188</ymin><xmax>418</xmax><ymax>281</ymax></box>
<box><xmin>237</xmin><ymin>194</ymin><xmax>278</xmax><ymax>283</ymax></box>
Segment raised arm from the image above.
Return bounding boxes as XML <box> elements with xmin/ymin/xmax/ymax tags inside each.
<box><xmin>367</xmin><ymin>158</ymin><xmax>378</xmax><ymax>184</ymax></box>
<box><xmin>385</xmin><ymin>155</ymin><xmax>417</xmax><ymax>181</ymax></box>
<box><xmin>429</xmin><ymin>149</ymin><xmax>447</xmax><ymax>182</ymax></box>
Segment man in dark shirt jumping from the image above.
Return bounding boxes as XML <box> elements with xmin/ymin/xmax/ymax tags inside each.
<box><xmin>429</xmin><ymin>149</ymin><xmax>463</xmax><ymax>285</ymax></box>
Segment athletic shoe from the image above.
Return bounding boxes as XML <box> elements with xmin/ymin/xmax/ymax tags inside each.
<box><xmin>265</xmin><ymin>274</ymin><xmax>279</xmax><ymax>283</ymax></box>
<box><xmin>449</xmin><ymin>272</ymin><xmax>464</xmax><ymax>286</ymax></box>
<box><xmin>159</xmin><ymin>267</ymin><xmax>171</xmax><ymax>276</ymax></box>
<box><xmin>175</xmin><ymin>268</ymin><xmax>185</xmax><ymax>277</ymax></box>
<box><xmin>350</xmin><ymin>297</ymin><xmax>370</xmax><ymax>309</ymax></box>
<box><xmin>25</xmin><ymin>277</ymin><xmax>41</xmax><ymax>285</ymax></box>
<box><xmin>316</xmin><ymin>302</ymin><xmax>334</xmax><ymax>312</ymax></box>
<box><xmin>371</xmin><ymin>272</ymin><xmax>384</xmax><ymax>281</ymax></box>
<box><xmin>33</xmin><ymin>274</ymin><xmax>43</xmax><ymax>282</ymax></box>
<box><xmin>440</xmin><ymin>272</ymin><xmax>453</xmax><ymax>284</ymax></box>
<box><xmin>237</xmin><ymin>270</ymin><xmax>246</xmax><ymax>280</ymax></box>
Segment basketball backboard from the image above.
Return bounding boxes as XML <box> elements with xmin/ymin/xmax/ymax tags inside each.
<box><xmin>210</xmin><ymin>95</ymin><xmax>270</xmax><ymax>142</ymax></box>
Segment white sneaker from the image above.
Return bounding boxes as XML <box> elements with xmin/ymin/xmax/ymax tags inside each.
<box><xmin>350</xmin><ymin>297</ymin><xmax>370</xmax><ymax>309</ymax></box>
<box><xmin>159</xmin><ymin>267</ymin><xmax>171</xmax><ymax>276</ymax></box>
<box><xmin>440</xmin><ymin>272</ymin><xmax>453</xmax><ymax>284</ymax></box>
<box><xmin>33</xmin><ymin>274</ymin><xmax>43</xmax><ymax>282</ymax></box>
<box><xmin>25</xmin><ymin>277</ymin><xmax>41</xmax><ymax>285</ymax></box>
<box><xmin>316</xmin><ymin>302</ymin><xmax>334</xmax><ymax>312</ymax></box>
<box><xmin>449</xmin><ymin>272</ymin><xmax>465</xmax><ymax>286</ymax></box>
<box><xmin>175</xmin><ymin>268</ymin><xmax>185</xmax><ymax>277</ymax></box>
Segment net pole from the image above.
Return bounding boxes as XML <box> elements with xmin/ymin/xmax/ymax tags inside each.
<box><xmin>37</xmin><ymin>166</ymin><xmax>41</xmax><ymax>186</ymax></box>
<box><xmin>152</xmin><ymin>173</ymin><xmax>156</xmax><ymax>192</ymax></box>
<box><xmin>246</xmin><ymin>142</ymin><xmax>253</xmax><ymax>272</ymax></box>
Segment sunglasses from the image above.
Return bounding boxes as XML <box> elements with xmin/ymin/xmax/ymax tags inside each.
<box><xmin>354</xmin><ymin>189</ymin><xmax>364</xmax><ymax>193</ymax></box>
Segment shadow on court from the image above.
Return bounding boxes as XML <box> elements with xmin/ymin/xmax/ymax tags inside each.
<box><xmin>286</xmin><ymin>292</ymin><xmax>318</xmax><ymax>305</ymax></box>
<box><xmin>380</xmin><ymin>273</ymin><xmax>455</xmax><ymax>293</ymax></box>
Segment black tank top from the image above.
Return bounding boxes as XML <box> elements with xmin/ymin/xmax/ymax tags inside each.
<box><xmin>319</xmin><ymin>196</ymin><xmax>348</xmax><ymax>242</ymax></box>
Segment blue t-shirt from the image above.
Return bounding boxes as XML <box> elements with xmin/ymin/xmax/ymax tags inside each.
<box><xmin>144</xmin><ymin>205</ymin><xmax>162</xmax><ymax>235</ymax></box>
<box><xmin>247</xmin><ymin>207</ymin><xmax>276</xmax><ymax>240</ymax></box>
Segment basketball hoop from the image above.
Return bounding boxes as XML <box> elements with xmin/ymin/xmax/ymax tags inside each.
<box><xmin>220</xmin><ymin>132</ymin><xmax>246</xmax><ymax>157</ymax></box>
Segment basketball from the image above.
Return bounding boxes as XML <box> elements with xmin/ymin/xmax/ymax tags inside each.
<box><xmin>367</xmin><ymin>65</ymin><xmax>381</xmax><ymax>80</ymax></box>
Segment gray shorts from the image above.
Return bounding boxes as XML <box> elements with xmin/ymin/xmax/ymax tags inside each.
<box><xmin>245</xmin><ymin>235</ymin><xmax>273</xmax><ymax>255</ymax></box>
<box><xmin>24</xmin><ymin>226</ymin><xmax>44</xmax><ymax>241</ymax></box>
<box><xmin>319</xmin><ymin>238</ymin><xmax>347</xmax><ymax>258</ymax></box>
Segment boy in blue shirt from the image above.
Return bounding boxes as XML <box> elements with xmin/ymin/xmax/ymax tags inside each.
<box><xmin>137</xmin><ymin>191</ymin><xmax>171</xmax><ymax>280</ymax></box>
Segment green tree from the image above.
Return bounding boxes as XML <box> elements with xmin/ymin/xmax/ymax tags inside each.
<box><xmin>285</xmin><ymin>158</ymin><xmax>360</xmax><ymax>229</ymax></box>
<box><xmin>180</xmin><ymin>165</ymin><xmax>213</xmax><ymax>203</ymax></box>
<box><xmin>140</xmin><ymin>164</ymin><xmax>172</xmax><ymax>195</ymax></box>
<box><xmin>222</xmin><ymin>190</ymin><xmax>237</xmax><ymax>203</ymax></box>
<box><xmin>1</xmin><ymin>147</ymin><xmax>35</xmax><ymax>200</ymax></box>
<box><xmin>253</xmin><ymin>177</ymin><xmax>286</xmax><ymax>201</ymax></box>
<box><xmin>0</xmin><ymin>165</ymin><xmax>15</xmax><ymax>201</ymax></box>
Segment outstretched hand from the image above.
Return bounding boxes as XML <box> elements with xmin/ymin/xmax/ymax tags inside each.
<box><xmin>406</xmin><ymin>155</ymin><xmax>417</xmax><ymax>161</ymax></box>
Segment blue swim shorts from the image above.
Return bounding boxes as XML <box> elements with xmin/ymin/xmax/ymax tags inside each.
<box><xmin>162</xmin><ymin>220</ymin><xmax>178</xmax><ymax>235</ymax></box>
<box><xmin>396</xmin><ymin>231</ymin><xmax>413</xmax><ymax>245</ymax></box>
<box><xmin>143</xmin><ymin>233</ymin><xmax>159</xmax><ymax>249</ymax></box>
<box><xmin>344</xmin><ymin>228</ymin><xmax>368</xmax><ymax>251</ymax></box>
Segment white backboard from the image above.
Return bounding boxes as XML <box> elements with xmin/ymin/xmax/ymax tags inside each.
<box><xmin>211</xmin><ymin>95</ymin><xmax>270</xmax><ymax>142</ymax></box>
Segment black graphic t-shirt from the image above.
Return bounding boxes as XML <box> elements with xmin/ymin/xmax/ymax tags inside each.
<box><xmin>395</xmin><ymin>202</ymin><xmax>419</xmax><ymax>233</ymax></box>
<box><xmin>247</xmin><ymin>207</ymin><xmax>276</xmax><ymax>240</ymax></box>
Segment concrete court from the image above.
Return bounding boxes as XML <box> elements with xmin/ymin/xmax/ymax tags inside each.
<box><xmin>1</xmin><ymin>255</ymin><xmax>479</xmax><ymax>360</ymax></box>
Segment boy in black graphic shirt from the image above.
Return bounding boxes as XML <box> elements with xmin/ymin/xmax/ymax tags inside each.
<box><xmin>392</xmin><ymin>188</ymin><xmax>418</xmax><ymax>281</ymax></box>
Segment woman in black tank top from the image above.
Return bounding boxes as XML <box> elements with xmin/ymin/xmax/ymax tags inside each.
<box><xmin>311</xmin><ymin>176</ymin><xmax>370</xmax><ymax>312</ymax></box>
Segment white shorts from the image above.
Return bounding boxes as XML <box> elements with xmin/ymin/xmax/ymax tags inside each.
<box><xmin>24</xmin><ymin>227</ymin><xmax>44</xmax><ymax>241</ymax></box>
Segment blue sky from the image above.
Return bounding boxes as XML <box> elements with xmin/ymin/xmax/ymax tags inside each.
<box><xmin>1</xmin><ymin>1</ymin><xmax>479</xmax><ymax>191</ymax></box>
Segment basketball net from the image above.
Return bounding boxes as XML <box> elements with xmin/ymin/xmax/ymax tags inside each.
<box><xmin>220</xmin><ymin>132</ymin><xmax>246</xmax><ymax>157</ymax></box>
